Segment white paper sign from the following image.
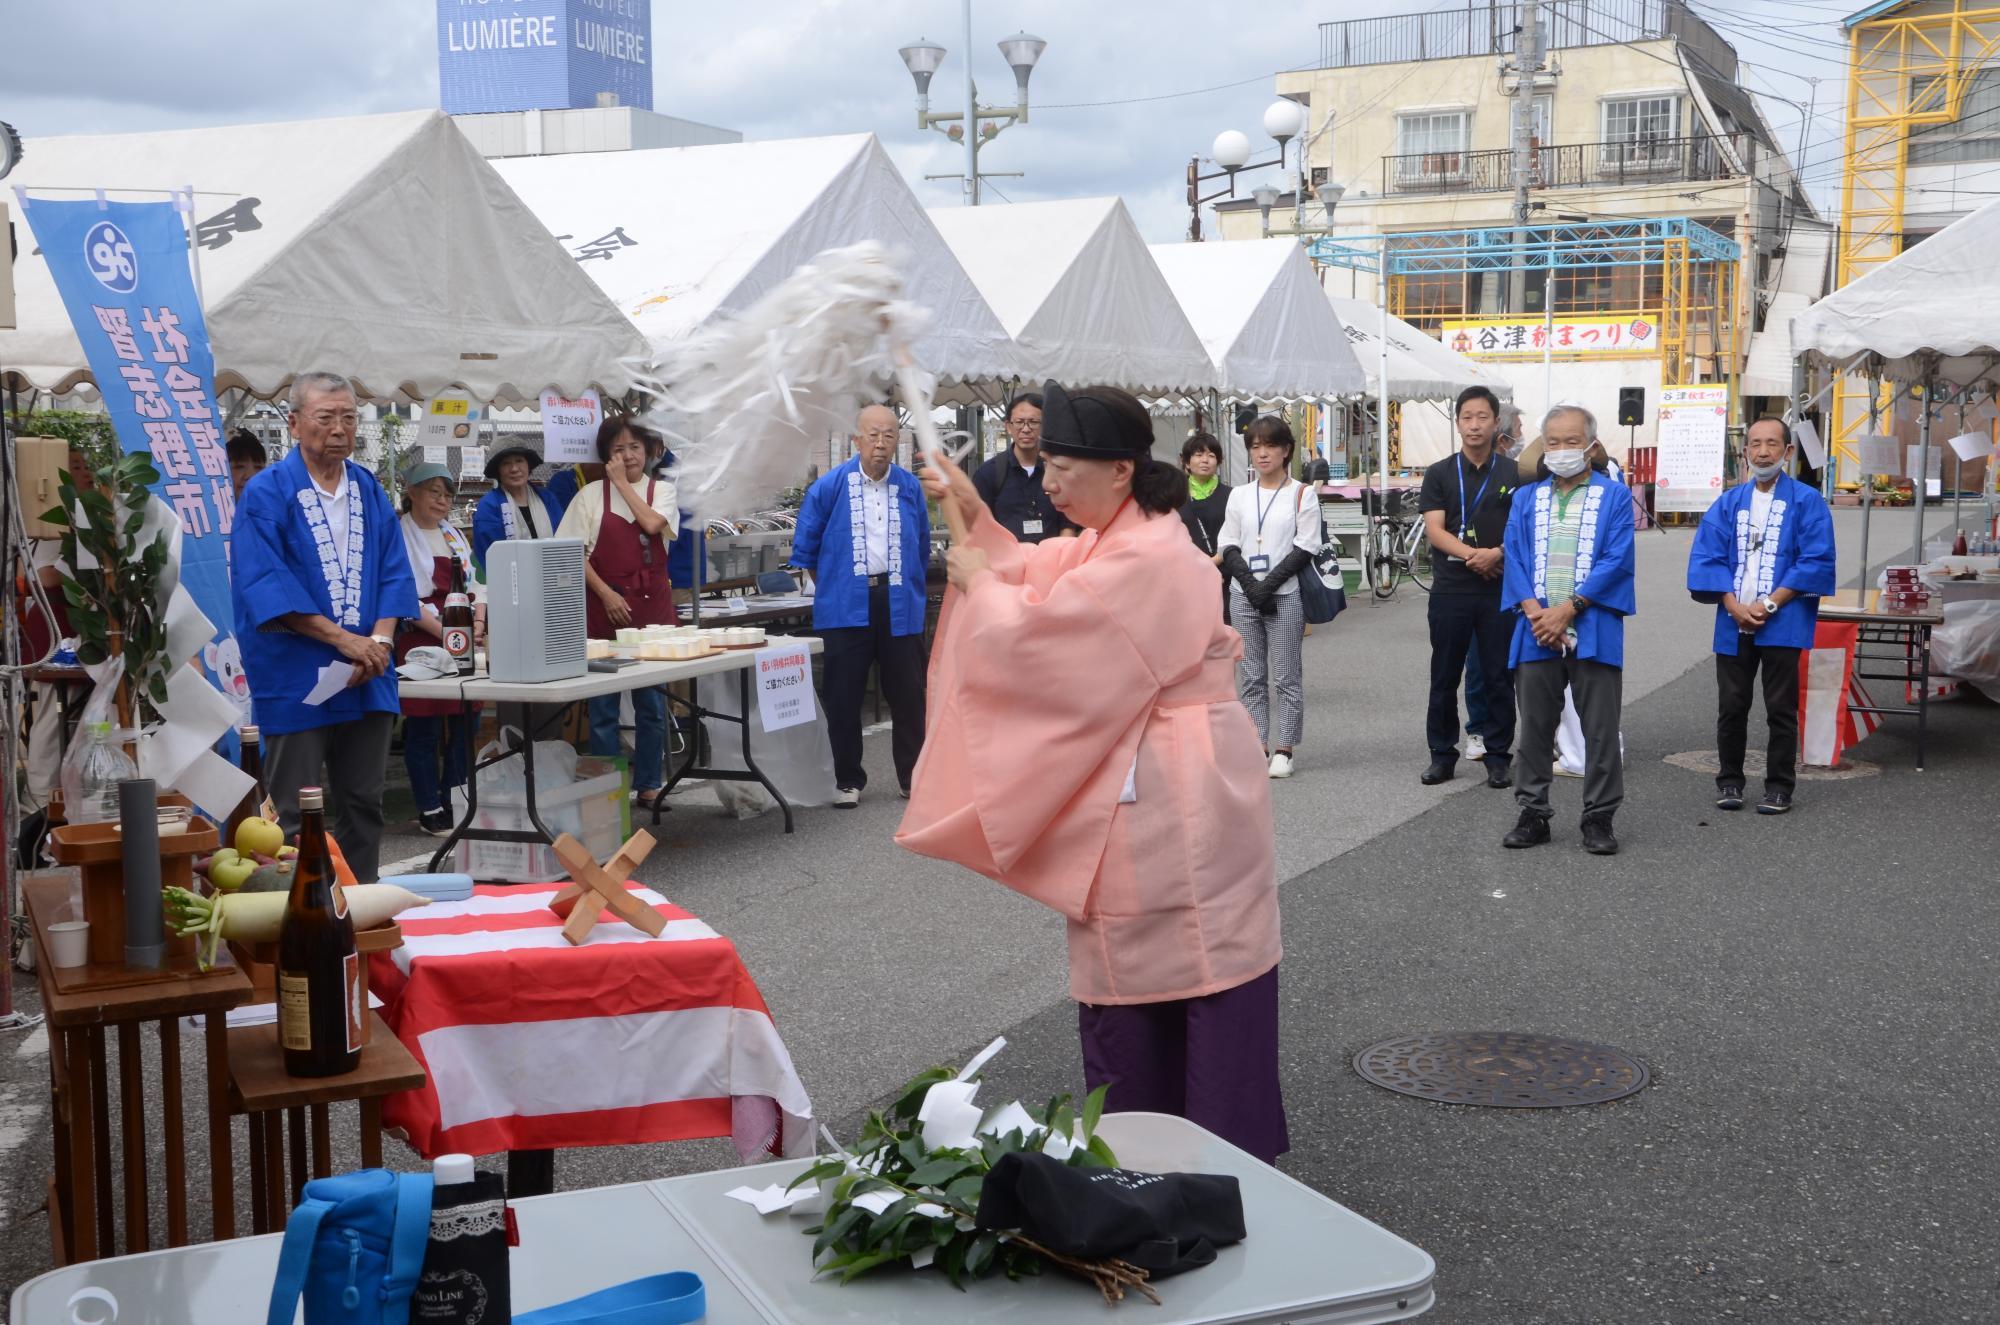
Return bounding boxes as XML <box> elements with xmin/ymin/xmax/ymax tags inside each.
<box><xmin>1906</xmin><ymin>444</ymin><xmax>1943</xmax><ymax>482</ymax></box>
<box><xmin>419</xmin><ymin>391</ymin><xmax>479</xmax><ymax>452</ymax></box>
<box><xmin>1947</xmin><ymin>431</ymin><xmax>1991</xmax><ymax>463</ymax></box>
<box><xmin>1858</xmin><ymin>435</ymin><xmax>1900</xmax><ymax>476</ymax></box>
<box><xmin>423</xmin><ymin>444</ymin><xmax>448</xmax><ymax>465</ymax></box>
<box><xmin>753</xmin><ymin>643</ymin><xmax>815</xmax><ymax>733</ymax></box>
<box><xmin>1653</xmin><ymin>385</ymin><xmax>1729</xmax><ymax>513</ymax></box>
<box><xmin>459</xmin><ymin>444</ymin><xmax>486</xmax><ymax>477</ymax></box>
<box><xmin>1792</xmin><ymin>419</ymin><xmax>1825</xmax><ymax>469</ymax></box>
<box><xmin>539</xmin><ymin>388</ymin><xmax>602</xmax><ymax>464</ymax></box>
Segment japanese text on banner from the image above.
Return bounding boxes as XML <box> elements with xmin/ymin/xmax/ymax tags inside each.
<box><xmin>754</xmin><ymin>646</ymin><xmax>815</xmax><ymax>732</ymax></box>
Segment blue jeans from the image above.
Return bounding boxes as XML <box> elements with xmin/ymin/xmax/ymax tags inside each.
<box><xmin>402</xmin><ymin>714</ymin><xmax>469</xmax><ymax>815</ymax></box>
<box><xmin>1464</xmin><ymin>645</ymin><xmax>1490</xmax><ymax>738</ymax></box>
<box><xmin>588</xmin><ymin>686</ymin><xmax>665</xmax><ymax>792</ymax></box>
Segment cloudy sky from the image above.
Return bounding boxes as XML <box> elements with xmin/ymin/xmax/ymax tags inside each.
<box><xmin>3</xmin><ymin>0</ymin><xmax>1858</xmax><ymax>240</ymax></box>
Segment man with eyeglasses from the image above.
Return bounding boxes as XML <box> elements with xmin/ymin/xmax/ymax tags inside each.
<box><xmin>972</xmin><ymin>393</ymin><xmax>1078</xmax><ymax>544</ymax></box>
<box><xmin>790</xmin><ymin>403</ymin><xmax>932</xmax><ymax>807</ymax></box>
<box><xmin>231</xmin><ymin>370</ymin><xmax>420</xmax><ymax>882</ymax></box>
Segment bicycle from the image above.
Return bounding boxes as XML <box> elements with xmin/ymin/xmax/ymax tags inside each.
<box><xmin>1360</xmin><ymin>489</ymin><xmax>1433</xmax><ymax>600</ymax></box>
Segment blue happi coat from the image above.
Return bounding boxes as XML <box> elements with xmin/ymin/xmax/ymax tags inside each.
<box><xmin>470</xmin><ymin>485</ymin><xmax>565</xmax><ymax>577</ymax></box>
<box><xmin>231</xmin><ymin>449</ymin><xmax>421</xmax><ymax>736</ymax></box>
<box><xmin>1501</xmin><ymin>471</ymin><xmax>1638</xmax><ymax>668</ymax></box>
<box><xmin>790</xmin><ymin>457</ymin><xmax>931</xmax><ymax>635</ymax></box>
<box><xmin>1686</xmin><ymin>473</ymin><xmax>1837</xmax><ymax>655</ymax></box>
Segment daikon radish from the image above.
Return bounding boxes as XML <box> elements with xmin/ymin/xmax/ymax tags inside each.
<box><xmin>164</xmin><ymin>883</ymin><xmax>430</xmax><ymax>970</ymax></box>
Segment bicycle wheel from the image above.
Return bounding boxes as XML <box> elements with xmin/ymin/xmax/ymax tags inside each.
<box><xmin>1369</xmin><ymin>520</ymin><xmax>1400</xmax><ymax>600</ymax></box>
<box><xmin>1404</xmin><ymin>521</ymin><xmax>1434</xmax><ymax>593</ymax></box>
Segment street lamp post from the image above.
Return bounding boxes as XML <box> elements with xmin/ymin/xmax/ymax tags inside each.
<box><xmin>1185</xmin><ymin>99</ymin><xmax>1305</xmax><ymax>241</ymax></box>
<box><xmin>898</xmin><ymin>4</ymin><xmax>1046</xmax><ymax>205</ymax></box>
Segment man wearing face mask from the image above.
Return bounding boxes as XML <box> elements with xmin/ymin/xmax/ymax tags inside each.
<box><xmin>1500</xmin><ymin>405</ymin><xmax>1636</xmax><ymax>855</ymax></box>
<box><xmin>1686</xmin><ymin>418</ymin><xmax>1837</xmax><ymax>815</ymax></box>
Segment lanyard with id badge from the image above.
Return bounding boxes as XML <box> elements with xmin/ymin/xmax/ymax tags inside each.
<box><xmin>1250</xmin><ymin>482</ymin><xmax>1286</xmax><ymax>573</ymax></box>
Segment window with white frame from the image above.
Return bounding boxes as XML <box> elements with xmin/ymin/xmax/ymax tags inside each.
<box><xmin>1394</xmin><ymin>109</ymin><xmax>1470</xmax><ymax>185</ymax></box>
<box><xmin>1601</xmin><ymin>95</ymin><xmax>1680</xmax><ymax>170</ymax></box>
<box><xmin>1910</xmin><ymin>68</ymin><xmax>2000</xmax><ymax>163</ymax></box>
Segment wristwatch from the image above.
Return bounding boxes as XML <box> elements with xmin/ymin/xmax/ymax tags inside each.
<box><xmin>1759</xmin><ymin>597</ymin><xmax>1778</xmax><ymax>616</ymax></box>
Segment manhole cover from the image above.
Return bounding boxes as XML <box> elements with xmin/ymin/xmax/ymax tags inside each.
<box><xmin>1354</xmin><ymin>1032</ymin><xmax>1649</xmax><ymax>1108</ymax></box>
<box><xmin>1663</xmin><ymin>749</ymin><xmax>1880</xmax><ymax>781</ymax></box>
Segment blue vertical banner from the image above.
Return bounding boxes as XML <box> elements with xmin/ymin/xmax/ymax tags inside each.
<box><xmin>18</xmin><ymin>193</ymin><xmax>246</xmax><ymax>723</ymax></box>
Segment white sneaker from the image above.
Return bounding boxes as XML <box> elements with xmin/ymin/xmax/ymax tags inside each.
<box><xmin>1465</xmin><ymin>733</ymin><xmax>1488</xmax><ymax>762</ymax></box>
<box><xmin>1267</xmin><ymin>752</ymin><xmax>1294</xmax><ymax>779</ymax></box>
<box><xmin>1554</xmin><ymin>764</ymin><xmax>1584</xmax><ymax>779</ymax></box>
<box><xmin>832</xmin><ymin>787</ymin><xmax>860</xmax><ymax>808</ymax></box>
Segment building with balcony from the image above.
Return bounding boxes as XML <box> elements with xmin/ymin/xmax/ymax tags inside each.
<box><xmin>1215</xmin><ymin>1</ymin><xmax>1823</xmax><ymax>456</ymax></box>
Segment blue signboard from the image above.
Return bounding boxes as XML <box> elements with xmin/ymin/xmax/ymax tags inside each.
<box><xmin>17</xmin><ymin>195</ymin><xmax>248</xmax><ymax>754</ymax></box>
<box><xmin>437</xmin><ymin>0</ymin><xmax>652</xmax><ymax>115</ymax></box>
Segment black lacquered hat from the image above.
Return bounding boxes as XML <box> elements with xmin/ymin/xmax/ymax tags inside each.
<box><xmin>1038</xmin><ymin>380</ymin><xmax>1153</xmax><ymax>459</ymax></box>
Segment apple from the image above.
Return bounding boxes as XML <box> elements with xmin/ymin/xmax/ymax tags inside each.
<box><xmin>235</xmin><ymin>816</ymin><xmax>285</xmax><ymax>860</ymax></box>
<box><xmin>209</xmin><ymin>855</ymin><xmax>257</xmax><ymax>891</ymax></box>
<box><xmin>276</xmin><ymin>845</ymin><xmax>299</xmax><ymax>862</ymax></box>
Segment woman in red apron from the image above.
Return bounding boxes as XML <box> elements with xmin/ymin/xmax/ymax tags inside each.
<box><xmin>557</xmin><ymin>418</ymin><xmax>678</xmax><ymax>807</ymax></box>
<box><xmin>395</xmin><ymin>463</ymin><xmax>482</xmax><ymax>836</ymax></box>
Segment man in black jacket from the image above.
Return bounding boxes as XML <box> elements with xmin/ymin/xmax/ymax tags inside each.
<box><xmin>973</xmin><ymin>393</ymin><xmax>1080</xmax><ymax>543</ymax></box>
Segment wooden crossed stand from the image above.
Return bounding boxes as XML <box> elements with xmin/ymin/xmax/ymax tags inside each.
<box><xmin>545</xmin><ymin>830</ymin><xmax>666</xmax><ymax>946</ymax></box>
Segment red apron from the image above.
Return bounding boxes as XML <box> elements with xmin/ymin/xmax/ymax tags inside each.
<box><xmin>585</xmin><ymin>480</ymin><xmax>674</xmax><ymax>638</ymax></box>
<box><xmin>397</xmin><ymin>555</ymin><xmax>464</xmax><ymax>718</ymax></box>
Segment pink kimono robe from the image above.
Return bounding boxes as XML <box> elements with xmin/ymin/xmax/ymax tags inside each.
<box><xmin>896</xmin><ymin>499</ymin><xmax>1282</xmax><ymax>1006</ymax></box>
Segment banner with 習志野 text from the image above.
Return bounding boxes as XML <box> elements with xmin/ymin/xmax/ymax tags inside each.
<box><xmin>1443</xmin><ymin>316</ymin><xmax>1660</xmax><ymax>358</ymax></box>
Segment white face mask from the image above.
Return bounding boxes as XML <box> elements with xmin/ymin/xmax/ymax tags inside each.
<box><xmin>1544</xmin><ymin>447</ymin><xmax>1591</xmax><ymax>478</ymax></box>
<box><xmin>1750</xmin><ymin>459</ymin><xmax>1785</xmax><ymax>481</ymax></box>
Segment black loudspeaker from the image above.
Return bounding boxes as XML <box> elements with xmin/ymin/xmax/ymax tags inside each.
<box><xmin>1618</xmin><ymin>388</ymin><xmax>1645</xmax><ymax>427</ymax></box>
<box><xmin>1234</xmin><ymin>405</ymin><xmax>1257</xmax><ymax>435</ymax></box>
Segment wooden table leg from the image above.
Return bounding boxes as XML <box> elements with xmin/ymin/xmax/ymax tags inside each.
<box><xmin>61</xmin><ymin>1027</ymin><xmax>94</xmax><ymax>1264</ymax></box>
<box><xmin>87</xmin><ymin>1026</ymin><xmax>113</xmax><ymax>1257</ymax></box>
<box><xmin>263</xmin><ymin>1110</ymin><xmax>287</xmax><ymax>1220</ymax></box>
<box><xmin>205</xmin><ymin>1012</ymin><xmax>235</xmax><ymax>1240</ymax></box>
<box><xmin>358</xmin><ymin>1098</ymin><xmax>383</xmax><ymax>1169</ymax></box>
<box><xmin>310</xmin><ymin>1105</ymin><xmax>331</xmax><ymax>1180</ymax></box>
<box><xmin>117</xmin><ymin>1022</ymin><xmax>149</xmax><ymax>1254</ymax></box>
<box><xmin>158</xmin><ymin>1018</ymin><xmax>187</xmax><ymax>1246</ymax></box>
<box><xmin>287</xmin><ymin>1108</ymin><xmax>307</xmax><ymax>1207</ymax></box>
<box><xmin>248</xmin><ymin>1112</ymin><xmax>269</xmax><ymax>1235</ymax></box>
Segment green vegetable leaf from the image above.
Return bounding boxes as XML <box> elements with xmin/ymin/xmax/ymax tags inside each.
<box><xmin>837</xmin><ymin>1250</ymin><xmax>900</xmax><ymax>1284</ymax></box>
<box><xmin>964</xmin><ymin>1231</ymin><xmax>1000</xmax><ymax>1278</ymax></box>
<box><xmin>906</xmin><ymin>1154</ymin><xmax>978</xmax><ymax>1188</ymax></box>
<box><xmin>811</xmin><ymin>1206</ymin><xmax>865</xmax><ymax>1260</ymax></box>
<box><xmin>860</xmin><ymin>1198</ymin><xmax>915</xmax><ymax>1249</ymax></box>
<box><xmin>943</xmin><ymin>1173</ymin><xmax>984</xmax><ymax>1210</ymax></box>
<box><xmin>1083</xmin><ymin>1132</ymin><xmax>1118</xmax><ymax>1168</ymax></box>
<box><xmin>786</xmin><ymin>1160</ymin><xmax>846</xmax><ymax>1193</ymax></box>
<box><xmin>1081</xmin><ymin>1083</ymin><xmax>1108</xmax><ymax>1139</ymax></box>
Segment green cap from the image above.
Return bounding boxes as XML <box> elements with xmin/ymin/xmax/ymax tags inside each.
<box><xmin>400</xmin><ymin>462</ymin><xmax>458</xmax><ymax>491</ymax></box>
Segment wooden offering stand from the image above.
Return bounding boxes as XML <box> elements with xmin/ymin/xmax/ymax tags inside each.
<box><xmin>46</xmin><ymin>801</ymin><xmax>216</xmax><ymax>981</ymax></box>
<box><xmin>546</xmin><ymin>830</ymin><xmax>665</xmax><ymax>945</ymax></box>
<box><xmin>229</xmin><ymin>922</ymin><xmax>404</xmax><ymax>1046</ymax></box>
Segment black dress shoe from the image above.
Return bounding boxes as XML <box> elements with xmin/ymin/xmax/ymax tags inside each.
<box><xmin>1502</xmin><ymin>809</ymin><xmax>1551</xmax><ymax>849</ymax></box>
<box><xmin>1420</xmin><ymin>760</ymin><xmax>1456</xmax><ymax>786</ymax></box>
<box><xmin>1756</xmin><ymin>789</ymin><xmax>1793</xmax><ymax>815</ymax></box>
<box><xmin>1715</xmin><ymin>783</ymin><xmax>1746</xmax><ymax>811</ymax></box>
<box><xmin>1485</xmin><ymin>760</ymin><xmax>1513</xmax><ymax>790</ymax></box>
<box><xmin>1580</xmin><ymin>813</ymin><xmax>1619</xmax><ymax>855</ymax></box>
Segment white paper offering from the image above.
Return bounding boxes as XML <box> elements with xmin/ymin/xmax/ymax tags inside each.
<box><xmin>303</xmin><ymin>661</ymin><xmax>356</xmax><ymax>707</ymax></box>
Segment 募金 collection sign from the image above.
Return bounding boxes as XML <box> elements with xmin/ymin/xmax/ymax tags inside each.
<box><xmin>754</xmin><ymin>644</ymin><xmax>815</xmax><ymax>733</ymax></box>
<box><xmin>1653</xmin><ymin>385</ymin><xmax>1730</xmax><ymax>514</ymax></box>
<box><xmin>539</xmin><ymin>388</ymin><xmax>601</xmax><ymax>463</ymax></box>
<box><xmin>1443</xmin><ymin>316</ymin><xmax>1660</xmax><ymax>358</ymax></box>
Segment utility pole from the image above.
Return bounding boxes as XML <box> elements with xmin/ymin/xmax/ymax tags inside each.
<box><xmin>963</xmin><ymin>0</ymin><xmax>979</xmax><ymax>204</ymax></box>
<box><xmin>1507</xmin><ymin>0</ymin><xmax>1545</xmax><ymax>315</ymax></box>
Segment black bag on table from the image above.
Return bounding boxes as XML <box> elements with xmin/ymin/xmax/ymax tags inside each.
<box><xmin>974</xmin><ymin>1151</ymin><xmax>1245</xmax><ymax>1279</ymax></box>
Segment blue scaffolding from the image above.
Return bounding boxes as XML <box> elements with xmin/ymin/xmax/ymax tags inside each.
<box><xmin>1306</xmin><ymin>216</ymin><xmax>1741</xmax><ymax>274</ymax></box>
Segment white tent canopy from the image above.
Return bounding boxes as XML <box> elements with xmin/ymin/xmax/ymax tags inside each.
<box><xmin>1792</xmin><ymin>195</ymin><xmax>2000</xmax><ymax>388</ymax></box>
<box><xmin>494</xmin><ymin>133</ymin><xmax>1018</xmax><ymax>386</ymax></box>
<box><xmin>1327</xmin><ymin>295</ymin><xmax>1512</xmax><ymax>402</ymax></box>
<box><xmin>1</xmin><ymin>110</ymin><xmax>647</xmax><ymax>405</ymax></box>
<box><xmin>929</xmin><ymin>198</ymin><xmax>1217</xmax><ymax>395</ymax></box>
<box><xmin>1148</xmin><ymin>239</ymin><xmax>1365</xmax><ymax>400</ymax></box>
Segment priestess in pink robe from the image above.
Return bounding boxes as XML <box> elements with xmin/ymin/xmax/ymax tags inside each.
<box><xmin>895</xmin><ymin>496</ymin><xmax>1283</xmax><ymax>1006</ymax></box>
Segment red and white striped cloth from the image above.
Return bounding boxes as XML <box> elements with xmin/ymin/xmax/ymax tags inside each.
<box><xmin>370</xmin><ymin>882</ymin><xmax>813</xmax><ymax>1162</ymax></box>
<box><xmin>1800</xmin><ymin>621</ymin><xmax>1882</xmax><ymax>767</ymax></box>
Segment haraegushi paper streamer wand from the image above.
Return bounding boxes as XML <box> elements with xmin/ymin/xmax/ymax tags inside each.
<box><xmin>646</xmin><ymin>241</ymin><xmax>966</xmax><ymax>539</ymax></box>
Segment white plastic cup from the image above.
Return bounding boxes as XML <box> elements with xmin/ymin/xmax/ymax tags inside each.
<box><xmin>48</xmin><ymin>920</ymin><xmax>90</xmax><ymax>969</ymax></box>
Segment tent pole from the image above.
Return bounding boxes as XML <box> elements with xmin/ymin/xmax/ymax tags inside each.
<box><xmin>1911</xmin><ymin>364</ymin><xmax>1935</xmax><ymax>564</ymax></box>
<box><xmin>1856</xmin><ymin>365</ymin><xmax>1879</xmax><ymax>606</ymax></box>
<box><xmin>1953</xmin><ymin>401</ymin><xmax>1964</xmax><ymax>530</ymax></box>
<box><xmin>1377</xmin><ymin>290</ymin><xmax>1389</xmax><ymax>511</ymax></box>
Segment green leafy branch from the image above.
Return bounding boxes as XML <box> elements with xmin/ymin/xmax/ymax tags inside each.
<box><xmin>788</xmin><ymin>1063</ymin><xmax>1117</xmax><ymax>1293</ymax></box>
<box><xmin>41</xmin><ymin>451</ymin><xmax>175</xmax><ymax>725</ymax></box>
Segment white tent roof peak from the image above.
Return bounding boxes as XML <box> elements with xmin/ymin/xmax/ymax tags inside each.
<box><xmin>1148</xmin><ymin>239</ymin><xmax>1365</xmax><ymax>399</ymax></box>
<box><xmin>929</xmin><ymin>197</ymin><xmax>1218</xmax><ymax>394</ymax></box>
<box><xmin>494</xmin><ymin>133</ymin><xmax>1019</xmax><ymax>385</ymax></box>
<box><xmin>1326</xmin><ymin>294</ymin><xmax>1512</xmax><ymax>402</ymax></box>
<box><xmin>1</xmin><ymin>109</ymin><xmax>648</xmax><ymax>404</ymax></box>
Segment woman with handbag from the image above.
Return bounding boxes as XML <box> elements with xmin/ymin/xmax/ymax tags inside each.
<box><xmin>1218</xmin><ymin>417</ymin><xmax>1323</xmax><ymax>778</ymax></box>
<box><xmin>1178</xmin><ymin>432</ymin><xmax>1231</xmax><ymax>618</ymax></box>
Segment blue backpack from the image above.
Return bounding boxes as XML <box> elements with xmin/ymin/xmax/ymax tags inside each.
<box><xmin>267</xmin><ymin>1170</ymin><xmax>433</xmax><ymax>1325</ymax></box>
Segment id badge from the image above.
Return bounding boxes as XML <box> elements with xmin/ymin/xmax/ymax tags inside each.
<box><xmin>1249</xmin><ymin>554</ymin><xmax>1271</xmax><ymax>573</ymax></box>
<box><xmin>1021</xmin><ymin>519</ymin><xmax>1044</xmax><ymax>536</ymax></box>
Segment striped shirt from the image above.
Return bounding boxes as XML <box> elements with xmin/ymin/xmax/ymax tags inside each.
<box><xmin>1544</xmin><ymin>485</ymin><xmax>1588</xmax><ymax>605</ymax></box>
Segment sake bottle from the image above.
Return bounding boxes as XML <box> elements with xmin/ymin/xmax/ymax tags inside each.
<box><xmin>278</xmin><ymin>787</ymin><xmax>360</xmax><ymax>1077</ymax></box>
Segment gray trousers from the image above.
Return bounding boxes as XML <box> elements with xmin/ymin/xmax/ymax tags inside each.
<box><xmin>1515</xmin><ymin>657</ymin><xmax>1623</xmax><ymax>820</ymax></box>
<box><xmin>1230</xmin><ymin>585</ymin><xmax>1305</xmax><ymax>750</ymax></box>
<box><xmin>266</xmin><ymin>712</ymin><xmax>396</xmax><ymax>883</ymax></box>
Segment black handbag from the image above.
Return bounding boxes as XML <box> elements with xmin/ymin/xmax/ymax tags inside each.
<box><xmin>1293</xmin><ymin>488</ymin><xmax>1346</xmax><ymax>625</ymax></box>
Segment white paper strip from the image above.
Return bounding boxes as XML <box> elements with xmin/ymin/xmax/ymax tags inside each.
<box><xmin>1793</xmin><ymin>419</ymin><xmax>1825</xmax><ymax>469</ymax></box>
<box><xmin>1947</xmin><ymin>431</ymin><xmax>1991</xmax><ymax>463</ymax></box>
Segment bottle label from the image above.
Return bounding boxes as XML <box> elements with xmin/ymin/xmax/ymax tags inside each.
<box><xmin>444</xmin><ymin>627</ymin><xmax>471</xmax><ymax>657</ymax></box>
<box><xmin>332</xmin><ymin>882</ymin><xmax>349</xmax><ymax>920</ymax></box>
<box><xmin>278</xmin><ymin>973</ymin><xmax>313</xmax><ymax>1051</ymax></box>
<box><xmin>344</xmin><ymin>952</ymin><xmax>364</xmax><ymax>1053</ymax></box>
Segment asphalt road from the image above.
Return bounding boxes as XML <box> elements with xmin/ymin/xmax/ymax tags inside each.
<box><xmin>3</xmin><ymin>505</ymin><xmax>1995</xmax><ymax>1322</ymax></box>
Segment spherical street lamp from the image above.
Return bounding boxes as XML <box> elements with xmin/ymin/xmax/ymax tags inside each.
<box><xmin>1262</xmin><ymin>98</ymin><xmax>1307</xmax><ymax>150</ymax></box>
<box><xmin>1211</xmin><ymin>130</ymin><xmax>1253</xmax><ymax>172</ymax></box>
